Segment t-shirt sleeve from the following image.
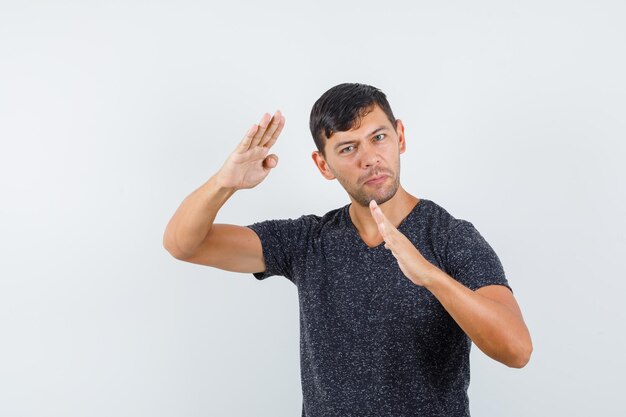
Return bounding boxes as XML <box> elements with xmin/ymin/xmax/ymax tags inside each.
<box><xmin>444</xmin><ymin>220</ymin><xmax>512</xmax><ymax>293</ymax></box>
<box><xmin>245</xmin><ymin>215</ymin><xmax>314</xmax><ymax>284</ymax></box>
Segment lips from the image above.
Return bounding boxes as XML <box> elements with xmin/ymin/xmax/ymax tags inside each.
<box><xmin>364</xmin><ymin>174</ymin><xmax>388</xmax><ymax>185</ymax></box>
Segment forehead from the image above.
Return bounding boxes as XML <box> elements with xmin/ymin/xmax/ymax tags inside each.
<box><xmin>327</xmin><ymin>105</ymin><xmax>393</xmax><ymax>142</ymax></box>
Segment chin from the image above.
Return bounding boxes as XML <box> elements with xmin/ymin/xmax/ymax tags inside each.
<box><xmin>352</xmin><ymin>188</ymin><xmax>397</xmax><ymax>207</ymax></box>
<box><xmin>373</xmin><ymin>193</ymin><xmax>395</xmax><ymax>205</ymax></box>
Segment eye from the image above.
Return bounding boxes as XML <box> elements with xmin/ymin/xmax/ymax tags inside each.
<box><xmin>373</xmin><ymin>133</ymin><xmax>385</xmax><ymax>141</ymax></box>
<box><xmin>340</xmin><ymin>145</ymin><xmax>355</xmax><ymax>154</ymax></box>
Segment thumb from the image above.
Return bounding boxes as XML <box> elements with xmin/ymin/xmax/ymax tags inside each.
<box><xmin>263</xmin><ymin>154</ymin><xmax>279</xmax><ymax>169</ymax></box>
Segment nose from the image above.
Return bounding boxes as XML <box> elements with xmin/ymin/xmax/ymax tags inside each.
<box><xmin>360</xmin><ymin>141</ymin><xmax>380</xmax><ymax>168</ymax></box>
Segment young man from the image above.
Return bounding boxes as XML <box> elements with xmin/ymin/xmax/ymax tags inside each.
<box><xmin>163</xmin><ymin>83</ymin><xmax>532</xmax><ymax>417</ymax></box>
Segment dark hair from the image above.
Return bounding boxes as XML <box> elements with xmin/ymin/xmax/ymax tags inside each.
<box><xmin>309</xmin><ymin>83</ymin><xmax>397</xmax><ymax>155</ymax></box>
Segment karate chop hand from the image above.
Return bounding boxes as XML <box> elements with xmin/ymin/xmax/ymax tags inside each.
<box><xmin>369</xmin><ymin>200</ymin><xmax>439</xmax><ymax>287</ymax></box>
<box><xmin>216</xmin><ymin>111</ymin><xmax>285</xmax><ymax>190</ymax></box>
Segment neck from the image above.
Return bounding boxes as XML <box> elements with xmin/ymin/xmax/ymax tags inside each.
<box><xmin>348</xmin><ymin>186</ymin><xmax>419</xmax><ymax>244</ymax></box>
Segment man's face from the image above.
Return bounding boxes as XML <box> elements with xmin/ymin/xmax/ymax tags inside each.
<box><xmin>312</xmin><ymin>105</ymin><xmax>406</xmax><ymax>207</ymax></box>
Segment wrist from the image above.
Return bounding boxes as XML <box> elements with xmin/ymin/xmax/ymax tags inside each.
<box><xmin>421</xmin><ymin>265</ymin><xmax>447</xmax><ymax>290</ymax></box>
<box><xmin>211</xmin><ymin>171</ymin><xmax>239</xmax><ymax>194</ymax></box>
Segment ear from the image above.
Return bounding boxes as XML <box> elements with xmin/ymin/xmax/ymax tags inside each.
<box><xmin>311</xmin><ymin>151</ymin><xmax>336</xmax><ymax>180</ymax></box>
<box><xmin>396</xmin><ymin>119</ymin><xmax>406</xmax><ymax>154</ymax></box>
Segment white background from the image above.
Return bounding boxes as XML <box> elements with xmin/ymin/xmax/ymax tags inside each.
<box><xmin>1</xmin><ymin>1</ymin><xmax>625</xmax><ymax>416</ymax></box>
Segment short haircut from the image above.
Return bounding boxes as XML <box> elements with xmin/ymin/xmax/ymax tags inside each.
<box><xmin>309</xmin><ymin>83</ymin><xmax>397</xmax><ymax>155</ymax></box>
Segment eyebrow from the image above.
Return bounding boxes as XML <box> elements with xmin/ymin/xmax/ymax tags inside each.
<box><xmin>333</xmin><ymin>126</ymin><xmax>388</xmax><ymax>150</ymax></box>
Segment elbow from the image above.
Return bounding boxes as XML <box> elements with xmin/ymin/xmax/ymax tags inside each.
<box><xmin>163</xmin><ymin>233</ymin><xmax>177</xmax><ymax>257</ymax></box>
<box><xmin>165</xmin><ymin>245</ymin><xmax>192</xmax><ymax>261</ymax></box>
<box><xmin>507</xmin><ymin>337</ymin><xmax>533</xmax><ymax>369</ymax></box>
<box><xmin>163</xmin><ymin>241</ymin><xmax>182</xmax><ymax>259</ymax></box>
<box><xmin>163</xmin><ymin>234</ymin><xmax>190</xmax><ymax>260</ymax></box>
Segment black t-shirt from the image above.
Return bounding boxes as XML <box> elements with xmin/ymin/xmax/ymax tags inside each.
<box><xmin>247</xmin><ymin>198</ymin><xmax>510</xmax><ymax>417</ymax></box>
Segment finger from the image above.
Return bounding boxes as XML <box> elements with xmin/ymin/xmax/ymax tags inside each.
<box><xmin>369</xmin><ymin>200</ymin><xmax>386</xmax><ymax>226</ymax></box>
<box><xmin>263</xmin><ymin>114</ymin><xmax>285</xmax><ymax>149</ymax></box>
<box><xmin>378</xmin><ymin>222</ymin><xmax>389</xmax><ymax>241</ymax></box>
<box><xmin>251</xmin><ymin>113</ymin><xmax>272</xmax><ymax>147</ymax></box>
<box><xmin>237</xmin><ymin>123</ymin><xmax>259</xmax><ymax>152</ymax></box>
<box><xmin>262</xmin><ymin>154</ymin><xmax>279</xmax><ymax>170</ymax></box>
<box><xmin>260</xmin><ymin>110</ymin><xmax>282</xmax><ymax>147</ymax></box>
<box><xmin>369</xmin><ymin>201</ymin><xmax>397</xmax><ymax>243</ymax></box>
<box><xmin>374</xmin><ymin>203</ymin><xmax>396</xmax><ymax>233</ymax></box>
<box><xmin>369</xmin><ymin>202</ymin><xmax>388</xmax><ymax>238</ymax></box>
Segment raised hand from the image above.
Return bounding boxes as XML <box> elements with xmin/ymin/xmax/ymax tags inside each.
<box><xmin>216</xmin><ymin>110</ymin><xmax>285</xmax><ymax>190</ymax></box>
<box><xmin>369</xmin><ymin>200</ymin><xmax>439</xmax><ymax>287</ymax></box>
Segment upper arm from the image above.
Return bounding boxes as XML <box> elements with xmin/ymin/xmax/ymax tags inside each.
<box><xmin>175</xmin><ymin>223</ymin><xmax>266</xmax><ymax>274</ymax></box>
<box><xmin>444</xmin><ymin>221</ymin><xmax>510</xmax><ymax>291</ymax></box>
<box><xmin>475</xmin><ymin>285</ymin><xmax>523</xmax><ymax>319</ymax></box>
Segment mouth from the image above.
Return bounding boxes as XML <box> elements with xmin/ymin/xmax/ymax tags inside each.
<box><xmin>364</xmin><ymin>174</ymin><xmax>388</xmax><ymax>185</ymax></box>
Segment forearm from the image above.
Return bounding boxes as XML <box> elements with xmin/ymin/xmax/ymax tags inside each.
<box><xmin>163</xmin><ymin>174</ymin><xmax>235</xmax><ymax>258</ymax></box>
<box><xmin>424</xmin><ymin>269</ymin><xmax>532</xmax><ymax>368</ymax></box>
<box><xmin>368</xmin><ymin>200</ymin><xmax>532</xmax><ymax>368</ymax></box>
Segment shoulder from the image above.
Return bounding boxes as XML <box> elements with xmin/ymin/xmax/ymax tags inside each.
<box><xmin>418</xmin><ymin>199</ymin><xmax>508</xmax><ymax>288</ymax></box>
<box><xmin>413</xmin><ymin>198</ymin><xmax>469</xmax><ymax>236</ymax></box>
<box><xmin>409</xmin><ymin>198</ymin><xmax>488</xmax><ymax>260</ymax></box>
<box><xmin>282</xmin><ymin>204</ymin><xmax>348</xmax><ymax>229</ymax></box>
<box><xmin>291</xmin><ymin>204</ymin><xmax>350</xmax><ymax>230</ymax></box>
<box><xmin>247</xmin><ymin>204</ymin><xmax>349</xmax><ymax>237</ymax></box>
<box><xmin>421</xmin><ymin>200</ymin><xmax>502</xmax><ymax>267</ymax></box>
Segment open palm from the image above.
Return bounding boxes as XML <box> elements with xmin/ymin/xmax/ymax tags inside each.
<box><xmin>218</xmin><ymin>111</ymin><xmax>285</xmax><ymax>190</ymax></box>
